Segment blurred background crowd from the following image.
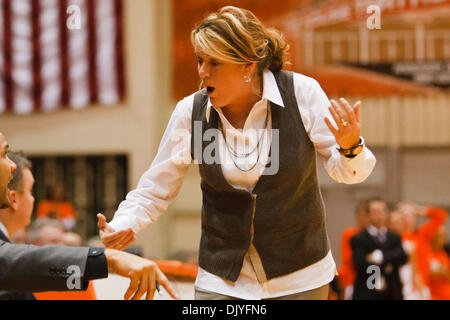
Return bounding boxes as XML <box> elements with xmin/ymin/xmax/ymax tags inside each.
<box><xmin>331</xmin><ymin>198</ymin><xmax>449</xmax><ymax>300</ymax></box>
<box><xmin>0</xmin><ymin>0</ymin><xmax>449</xmax><ymax>299</ymax></box>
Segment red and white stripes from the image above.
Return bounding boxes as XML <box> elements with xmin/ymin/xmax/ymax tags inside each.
<box><xmin>11</xmin><ymin>0</ymin><xmax>34</xmax><ymax>114</ymax></box>
<box><xmin>68</xmin><ymin>0</ymin><xmax>90</xmax><ymax>109</ymax></box>
<box><xmin>40</xmin><ymin>0</ymin><xmax>62</xmax><ymax>112</ymax></box>
<box><xmin>96</xmin><ymin>0</ymin><xmax>118</xmax><ymax>105</ymax></box>
<box><xmin>0</xmin><ymin>0</ymin><xmax>124</xmax><ymax>115</ymax></box>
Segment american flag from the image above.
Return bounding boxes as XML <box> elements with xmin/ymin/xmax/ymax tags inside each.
<box><xmin>0</xmin><ymin>0</ymin><xmax>125</xmax><ymax>115</ymax></box>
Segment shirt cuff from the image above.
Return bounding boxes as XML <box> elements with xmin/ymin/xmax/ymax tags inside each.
<box><xmin>337</xmin><ymin>146</ymin><xmax>376</xmax><ymax>183</ymax></box>
<box><xmin>109</xmin><ymin>215</ymin><xmax>137</xmax><ymax>232</ymax></box>
<box><xmin>83</xmin><ymin>247</ymin><xmax>108</xmax><ymax>288</ymax></box>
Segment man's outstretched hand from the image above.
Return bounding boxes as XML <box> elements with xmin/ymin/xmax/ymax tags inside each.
<box><xmin>104</xmin><ymin>248</ymin><xmax>180</xmax><ymax>300</ymax></box>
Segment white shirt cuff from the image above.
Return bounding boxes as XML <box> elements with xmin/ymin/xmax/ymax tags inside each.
<box><xmin>109</xmin><ymin>215</ymin><xmax>138</xmax><ymax>232</ymax></box>
<box><xmin>336</xmin><ymin>146</ymin><xmax>376</xmax><ymax>183</ymax></box>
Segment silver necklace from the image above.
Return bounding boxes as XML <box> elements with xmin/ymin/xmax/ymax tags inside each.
<box><xmin>219</xmin><ymin>105</ymin><xmax>270</xmax><ymax>172</ymax></box>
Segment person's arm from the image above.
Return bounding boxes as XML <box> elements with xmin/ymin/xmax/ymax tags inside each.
<box><xmin>414</xmin><ymin>206</ymin><xmax>447</xmax><ymax>289</ymax></box>
<box><xmin>99</xmin><ymin>97</ymin><xmax>194</xmax><ymax>248</ymax></box>
<box><xmin>104</xmin><ymin>248</ymin><xmax>179</xmax><ymax>300</ymax></box>
<box><xmin>380</xmin><ymin>234</ymin><xmax>408</xmax><ymax>267</ymax></box>
<box><xmin>0</xmin><ymin>240</ymin><xmax>90</xmax><ymax>292</ymax></box>
<box><xmin>0</xmin><ymin>241</ymin><xmax>179</xmax><ymax>300</ymax></box>
<box><xmin>417</xmin><ymin>207</ymin><xmax>447</xmax><ymax>242</ymax></box>
<box><xmin>293</xmin><ymin>74</ymin><xmax>376</xmax><ymax>184</ymax></box>
<box><xmin>350</xmin><ymin>234</ymin><xmax>373</xmax><ymax>274</ymax></box>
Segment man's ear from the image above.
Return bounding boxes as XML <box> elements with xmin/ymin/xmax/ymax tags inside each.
<box><xmin>8</xmin><ymin>190</ymin><xmax>18</xmax><ymax>211</ymax></box>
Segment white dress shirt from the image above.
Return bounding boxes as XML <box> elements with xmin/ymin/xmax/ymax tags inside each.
<box><xmin>366</xmin><ymin>225</ymin><xmax>387</xmax><ymax>265</ymax></box>
<box><xmin>0</xmin><ymin>221</ymin><xmax>10</xmax><ymax>240</ymax></box>
<box><xmin>110</xmin><ymin>70</ymin><xmax>377</xmax><ymax>299</ymax></box>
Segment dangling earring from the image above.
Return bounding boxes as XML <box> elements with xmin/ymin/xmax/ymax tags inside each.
<box><xmin>244</xmin><ymin>75</ymin><xmax>251</xmax><ymax>83</ymax></box>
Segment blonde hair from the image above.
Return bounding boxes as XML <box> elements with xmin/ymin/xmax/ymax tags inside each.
<box><xmin>191</xmin><ymin>6</ymin><xmax>290</xmax><ymax>74</ymax></box>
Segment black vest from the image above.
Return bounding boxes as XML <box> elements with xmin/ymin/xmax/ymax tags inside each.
<box><xmin>190</xmin><ymin>70</ymin><xmax>330</xmax><ymax>282</ymax></box>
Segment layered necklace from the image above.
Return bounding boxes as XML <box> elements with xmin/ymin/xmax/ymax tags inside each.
<box><xmin>218</xmin><ymin>104</ymin><xmax>270</xmax><ymax>172</ymax></box>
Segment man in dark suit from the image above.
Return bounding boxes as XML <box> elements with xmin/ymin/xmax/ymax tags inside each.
<box><xmin>0</xmin><ymin>151</ymin><xmax>37</xmax><ymax>299</ymax></box>
<box><xmin>351</xmin><ymin>199</ymin><xmax>408</xmax><ymax>300</ymax></box>
<box><xmin>0</xmin><ymin>132</ymin><xmax>179</xmax><ymax>300</ymax></box>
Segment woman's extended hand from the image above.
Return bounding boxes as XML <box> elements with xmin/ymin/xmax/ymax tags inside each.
<box><xmin>97</xmin><ymin>213</ymin><xmax>136</xmax><ymax>250</ymax></box>
<box><xmin>324</xmin><ymin>98</ymin><xmax>361</xmax><ymax>150</ymax></box>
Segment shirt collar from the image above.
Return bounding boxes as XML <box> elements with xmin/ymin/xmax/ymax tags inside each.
<box><xmin>367</xmin><ymin>225</ymin><xmax>387</xmax><ymax>237</ymax></box>
<box><xmin>205</xmin><ymin>70</ymin><xmax>285</xmax><ymax>123</ymax></box>
<box><xmin>0</xmin><ymin>220</ymin><xmax>10</xmax><ymax>240</ymax></box>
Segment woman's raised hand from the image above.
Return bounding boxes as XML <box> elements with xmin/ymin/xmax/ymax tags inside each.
<box><xmin>97</xmin><ymin>213</ymin><xmax>136</xmax><ymax>250</ymax></box>
<box><xmin>324</xmin><ymin>98</ymin><xmax>361</xmax><ymax>150</ymax></box>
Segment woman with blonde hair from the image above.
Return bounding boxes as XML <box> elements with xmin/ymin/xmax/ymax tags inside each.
<box><xmin>98</xmin><ymin>6</ymin><xmax>376</xmax><ymax>300</ymax></box>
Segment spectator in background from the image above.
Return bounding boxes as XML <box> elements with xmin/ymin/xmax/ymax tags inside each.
<box><xmin>87</xmin><ymin>236</ymin><xmax>105</xmax><ymax>249</ymax></box>
<box><xmin>351</xmin><ymin>199</ymin><xmax>408</xmax><ymax>300</ymax></box>
<box><xmin>414</xmin><ymin>206</ymin><xmax>449</xmax><ymax>300</ymax></box>
<box><xmin>428</xmin><ymin>226</ymin><xmax>450</xmax><ymax>299</ymax></box>
<box><xmin>27</xmin><ymin>218</ymin><xmax>64</xmax><ymax>246</ymax></box>
<box><xmin>0</xmin><ymin>151</ymin><xmax>36</xmax><ymax>300</ymax></box>
<box><xmin>62</xmin><ymin>231</ymin><xmax>83</xmax><ymax>247</ymax></box>
<box><xmin>10</xmin><ymin>228</ymin><xmax>27</xmax><ymax>244</ymax></box>
<box><xmin>396</xmin><ymin>202</ymin><xmax>427</xmax><ymax>254</ymax></box>
<box><xmin>337</xmin><ymin>199</ymin><xmax>370</xmax><ymax>300</ymax></box>
<box><xmin>28</xmin><ymin>218</ymin><xmax>97</xmax><ymax>300</ymax></box>
<box><xmin>36</xmin><ymin>183</ymin><xmax>77</xmax><ymax>231</ymax></box>
<box><xmin>389</xmin><ymin>204</ymin><xmax>429</xmax><ymax>299</ymax></box>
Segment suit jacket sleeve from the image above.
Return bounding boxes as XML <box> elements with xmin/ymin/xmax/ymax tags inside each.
<box><xmin>350</xmin><ymin>233</ymin><xmax>373</xmax><ymax>274</ymax></box>
<box><xmin>0</xmin><ymin>240</ymin><xmax>97</xmax><ymax>292</ymax></box>
<box><xmin>381</xmin><ymin>233</ymin><xmax>408</xmax><ymax>267</ymax></box>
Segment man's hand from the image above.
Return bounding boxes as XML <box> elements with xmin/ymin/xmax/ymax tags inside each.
<box><xmin>97</xmin><ymin>213</ymin><xmax>136</xmax><ymax>250</ymax></box>
<box><xmin>366</xmin><ymin>249</ymin><xmax>383</xmax><ymax>265</ymax></box>
<box><xmin>104</xmin><ymin>248</ymin><xmax>180</xmax><ymax>300</ymax></box>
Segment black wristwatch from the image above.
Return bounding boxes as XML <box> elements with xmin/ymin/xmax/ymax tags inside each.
<box><xmin>337</xmin><ymin>137</ymin><xmax>365</xmax><ymax>159</ymax></box>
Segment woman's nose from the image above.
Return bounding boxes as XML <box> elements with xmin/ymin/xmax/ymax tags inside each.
<box><xmin>198</xmin><ymin>63</ymin><xmax>209</xmax><ymax>80</ymax></box>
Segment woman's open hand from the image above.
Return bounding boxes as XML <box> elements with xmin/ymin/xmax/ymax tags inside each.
<box><xmin>324</xmin><ymin>98</ymin><xmax>361</xmax><ymax>149</ymax></box>
<box><xmin>97</xmin><ymin>213</ymin><xmax>136</xmax><ymax>250</ymax></box>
